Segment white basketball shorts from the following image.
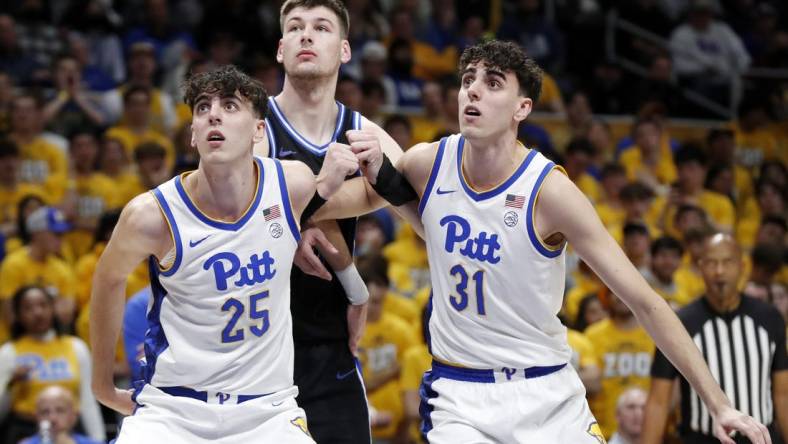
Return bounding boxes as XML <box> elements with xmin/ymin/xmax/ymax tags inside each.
<box><xmin>419</xmin><ymin>361</ymin><xmax>605</xmax><ymax>443</ymax></box>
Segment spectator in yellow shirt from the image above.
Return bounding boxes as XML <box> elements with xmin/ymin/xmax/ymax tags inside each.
<box><xmin>566</xmin><ymin>328</ymin><xmax>602</xmax><ymax>397</ymax></box>
<box><xmin>563</xmin><ymin>138</ymin><xmax>602</xmax><ymax>203</ymax></box>
<box><xmin>401</xmin><ymin>307</ymin><xmax>432</xmax><ymax>443</ymax></box>
<box><xmin>595</xmin><ymin>163</ymin><xmax>628</xmax><ymax>230</ymax></box>
<box><xmin>125</xmin><ymin>142</ymin><xmax>173</xmax><ymax>198</ymax></box>
<box><xmin>357</xmin><ymin>256</ymin><xmax>419</xmax><ymax>441</ymax></box>
<box><xmin>736</xmin><ymin>178</ymin><xmax>785</xmax><ymax>249</ymax></box>
<box><xmin>97</xmin><ymin>137</ymin><xmax>139</xmax><ymax>207</ymax></box>
<box><xmin>585</xmin><ymin>292</ymin><xmax>655</xmax><ymax>438</ymax></box>
<box><xmin>0</xmin><ymin>139</ymin><xmax>47</xmax><ymax>239</ymax></box>
<box><xmin>642</xmin><ymin>236</ymin><xmax>694</xmax><ymax>308</ymax></box>
<box><xmin>622</xmin><ymin>222</ymin><xmax>651</xmax><ymax>275</ymax></box>
<box><xmin>104</xmin><ymin>85</ymin><xmax>175</xmax><ymax>169</ymax></box>
<box><xmin>535</xmin><ymin>72</ymin><xmax>565</xmax><ymax>113</ymax></box>
<box><xmin>62</xmin><ymin>129</ymin><xmax>124</xmax><ymax>260</ymax></box>
<box><xmin>575</xmin><ymin>293</ymin><xmax>609</xmax><ymax>332</ymax></box>
<box><xmin>0</xmin><ymin>207</ymin><xmax>76</xmax><ymax>342</ymax></box>
<box><xmin>731</xmin><ymin>98</ymin><xmax>780</xmax><ymax>169</ymax></box>
<box><xmin>660</xmin><ymin>144</ymin><xmax>735</xmax><ymax>235</ymax></box>
<box><xmin>8</xmin><ymin>94</ymin><xmax>68</xmax><ymax>202</ymax></box>
<box><xmin>706</xmin><ymin>129</ymin><xmax>753</xmax><ymax>212</ymax></box>
<box><xmin>619</xmin><ymin>117</ymin><xmax>676</xmax><ymax>192</ymax></box>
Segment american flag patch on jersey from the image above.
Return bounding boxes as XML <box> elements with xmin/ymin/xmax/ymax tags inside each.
<box><xmin>505</xmin><ymin>194</ymin><xmax>525</xmax><ymax>209</ymax></box>
<box><xmin>263</xmin><ymin>205</ymin><xmax>281</xmax><ymax>221</ymax></box>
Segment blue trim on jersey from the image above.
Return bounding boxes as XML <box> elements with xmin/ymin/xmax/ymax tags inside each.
<box><xmin>419</xmin><ymin>369</ymin><xmax>439</xmax><ymax>442</ymax></box>
<box><xmin>456</xmin><ymin>136</ymin><xmax>538</xmax><ymax>202</ymax></box>
<box><xmin>265</xmin><ymin>118</ymin><xmax>277</xmax><ymax>158</ymax></box>
<box><xmin>174</xmin><ymin>157</ymin><xmax>265</xmax><ymax>231</ymax></box>
<box><xmin>135</xmin><ymin>260</ymin><xmax>171</xmax><ymax>401</ymax></box>
<box><xmin>425</xmin><ymin>290</ymin><xmax>434</xmax><ymax>355</ymax></box>
<box><xmin>274</xmin><ymin>159</ymin><xmax>302</xmax><ymax>242</ymax></box>
<box><xmin>268</xmin><ymin>97</ymin><xmax>346</xmax><ymax>156</ymax></box>
<box><xmin>353</xmin><ymin>110</ymin><xmax>361</xmax><ymax>130</ymax></box>
<box><xmin>151</xmin><ymin>188</ymin><xmax>182</xmax><ymax>276</ymax></box>
<box><xmin>526</xmin><ymin>162</ymin><xmax>563</xmax><ymax>258</ymax></box>
<box><xmin>418</xmin><ymin>137</ymin><xmax>448</xmax><ymax>216</ymax></box>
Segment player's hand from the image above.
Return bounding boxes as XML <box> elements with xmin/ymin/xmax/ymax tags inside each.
<box><xmin>293</xmin><ymin>227</ymin><xmax>337</xmax><ymax>281</ymax></box>
<box><xmin>346</xmin><ymin>129</ymin><xmax>384</xmax><ymax>185</ymax></box>
<box><xmin>347</xmin><ymin>302</ymin><xmax>368</xmax><ymax>356</ymax></box>
<box><xmin>712</xmin><ymin>405</ymin><xmax>771</xmax><ymax>444</ymax></box>
<box><xmin>317</xmin><ymin>142</ymin><xmax>359</xmax><ymax>199</ymax></box>
<box><xmin>95</xmin><ymin>387</ymin><xmax>135</xmax><ymax>416</ymax></box>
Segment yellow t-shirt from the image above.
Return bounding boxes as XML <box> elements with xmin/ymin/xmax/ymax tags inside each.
<box><xmin>657</xmin><ymin>190</ymin><xmax>736</xmax><ymax>237</ymax></box>
<box><xmin>104</xmin><ymin>125</ymin><xmax>175</xmax><ymax>169</ymax></box>
<box><xmin>16</xmin><ymin>136</ymin><xmax>68</xmax><ymax>203</ymax></box>
<box><xmin>619</xmin><ymin>143</ymin><xmax>677</xmax><ymax>187</ymax></box>
<box><xmin>731</xmin><ymin>123</ymin><xmax>780</xmax><ymax>167</ymax></box>
<box><xmin>585</xmin><ymin>318</ymin><xmax>655</xmax><ymax>438</ymax></box>
<box><xmin>359</xmin><ymin>313</ymin><xmax>419</xmax><ymax>439</ymax></box>
<box><xmin>63</xmin><ymin>173</ymin><xmax>125</xmax><ymax>260</ymax></box>
<box><xmin>0</xmin><ymin>248</ymin><xmax>76</xmax><ymax>301</ymax></box>
<box><xmin>0</xmin><ymin>182</ymin><xmax>48</xmax><ymax>227</ymax></box>
<box><xmin>596</xmin><ymin>201</ymin><xmax>626</xmax><ymax>231</ymax></box>
<box><xmin>383</xmin><ymin>225</ymin><xmax>430</xmax><ymax>297</ymax></box>
<box><xmin>10</xmin><ymin>335</ymin><xmax>82</xmax><ymax>417</ymax></box>
<box><xmin>567</xmin><ymin>329</ymin><xmax>597</xmax><ymax>372</ymax></box>
<box><xmin>384</xmin><ymin>291</ymin><xmax>421</xmax><ymax>334</ymax></box>
<box><xmin>400</xmin><ymin>343</ymin><xmax>432</xmax><ymax>443</ymax></box>
<box><xmin>116</xmin><ymin>86</ymin><xmax>173</xmax><ymax>135</ymax></box>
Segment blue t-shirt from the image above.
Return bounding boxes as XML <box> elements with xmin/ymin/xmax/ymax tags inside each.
<box><xmin>123</xmin><ymin>287</ymin><xmax>151</xmax><ymax>381</ymax></box>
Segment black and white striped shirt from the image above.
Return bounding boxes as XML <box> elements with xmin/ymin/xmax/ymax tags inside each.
<box><xmin>651</xmin><ymin>296</ymin><xmax>787</xmax><ymax>438</ymax></box>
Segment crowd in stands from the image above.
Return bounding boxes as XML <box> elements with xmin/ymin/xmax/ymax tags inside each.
<box><xmin>0</xmin><ymin>0</ymin><xmax>785</xmax><ymax>442</ymax></box>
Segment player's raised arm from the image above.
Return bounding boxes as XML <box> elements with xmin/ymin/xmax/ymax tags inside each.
<box><xmin>535</xmin><ymin>169</ymin><xmax>771</xmax><ymax>444</ymax></box>
<box><xmin>90</xmin><ymin>193</ymin><xmax>170</xmax><ymax>415</ymax></box>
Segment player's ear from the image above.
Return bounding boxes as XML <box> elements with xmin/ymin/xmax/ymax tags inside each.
<box><xmin>276</xmin><ymin>39</ymin><xmax>284</xmax><ymax>63</ymax></box>
<box><xmin>190</xmin><ymin>125</ymin><xmax>197</xmax><ymax>148</ymax></box>
<box><xmin>252</xmin><ymin>119</ymin><xmax>266</xmax><ymax>143</ymax></box>
<box><xmin>513</xmin><ymin>97</ymin><xmax>532</xmax><ymax>123</ymax></box>
<box><xmin>340</xmin><ymin>40</ymin><xmax>351</xmax><ymax>64</ymax></box>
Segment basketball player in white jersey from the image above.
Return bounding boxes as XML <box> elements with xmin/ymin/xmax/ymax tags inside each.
<box><xmin>88</xmin><ymin>65</ymin><xmax>360</xmax><ymax>443</ymax></box>
<box><xmin>317</xmin><ymin>40</ymin><xmax>771</xmax><ymax>443</ymax></box>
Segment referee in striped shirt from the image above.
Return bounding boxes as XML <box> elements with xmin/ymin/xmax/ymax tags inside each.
<box><xmin>643</xmin><ymin>233</ymin><xmax>788</xmax><ymax>443</ymax></box>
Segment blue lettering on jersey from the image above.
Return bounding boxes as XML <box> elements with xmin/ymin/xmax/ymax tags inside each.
<box><xmin>440</xmin><ymin>215</ymin><xmax>501</xmax><ymax>264</ymax></box>
<box><xmin>203</xmin><ymin>251</ymin><xmax>277</xmax><ymax>291</ymax></box>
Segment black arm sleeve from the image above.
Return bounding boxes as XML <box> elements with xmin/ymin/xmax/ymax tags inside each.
<box><xmin>299</xmin><ymin>192</ymin><xmax>327</xmax><ymax>226</ymax></box>
<box><xmin>371</xmin><ymin>155</ymin><xmax>418</xmax><ymax>206</ymax></box>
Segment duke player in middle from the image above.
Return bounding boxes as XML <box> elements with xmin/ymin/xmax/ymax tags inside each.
<box><xmin>88</xmin><ymin>65</ymin><xmax>364</xmax><ymax>443</ymax></box>
<box><xmin>316</xmin><ymin>40</ymin><xmax>772</xmax><ymax>443</ymax></box>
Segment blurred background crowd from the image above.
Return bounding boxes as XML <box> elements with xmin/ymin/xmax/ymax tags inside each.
<box><xmin>0</xmin><ymin>0</ymin><xmax>785</xmax><ymax>442</ymax></box>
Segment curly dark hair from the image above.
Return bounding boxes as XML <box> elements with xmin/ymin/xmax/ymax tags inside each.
<box><xmin>182</xmin><ymin>65</ymin><xmax>268</xmax><ymax>118</ymax></box>
<box><xmin>458</xmin><ymin>40</ymin><xmax>542</xmax><ymax>102</ymax></box>
<box><xmin>280</xmin><ymin>0</ymin><xmax>350</xmax><ymax>38</ymax></box>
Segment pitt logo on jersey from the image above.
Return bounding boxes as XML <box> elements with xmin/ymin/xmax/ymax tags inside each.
<box><xmin>203</xmin><ymin>250</ymin><xmax>277</xmax><ymax>291</ymax></box>
<box><xmin>440</xmin><ymin>215</ymin><xmax>501</xmax><ymax>264</ymax></box>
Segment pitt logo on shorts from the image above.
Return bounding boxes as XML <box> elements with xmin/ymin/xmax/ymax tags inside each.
<box><xmin>291</xmin><ymin>417</ymin><xmax>311</xmax><ymax>436</ymax></box>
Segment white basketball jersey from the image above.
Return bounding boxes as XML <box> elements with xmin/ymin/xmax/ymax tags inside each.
<box><xmin>420</xmin><ymin>134</ymin><xmax>571</xmax><ymax>369</ymax></box>
<box><xmin>142</xmin><ymin>156</ymin><xmax>300</xmax><ymax>395</ymax></box>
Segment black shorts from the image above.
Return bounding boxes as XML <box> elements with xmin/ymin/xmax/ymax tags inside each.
<box><xmin>295</xmin><ymin>341</ymin><xmax>370</xmax><ymax>444</ymax></box>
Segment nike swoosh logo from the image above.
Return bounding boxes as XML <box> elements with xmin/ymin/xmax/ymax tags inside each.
<box><xmin>189</xmin><ymin>235</ymin><xmax>211</xmax><ymax>248</ymax></box>
<box><xmin>278</xmin><ymin>150</ymin><xmax>295</xmax><ymax>157</ymax></box>
<box><xmin>272</xmin><ymin>400</ymin><xmax>284</xmax><ymax>407</ymax></box>
<box><xmin>336</xmin><ymin>368</ymin><xmax>356</xmax><ymax>380</ymax></box>
<box><xmin>436</xmin><ymin>187</ymin><xmax>456</xmax><ymax>195</ymax></box>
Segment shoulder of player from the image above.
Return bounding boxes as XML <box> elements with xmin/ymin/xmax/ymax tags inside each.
<box><xmin>741</xmin><ymin>296</ymin><xmax>785</xmax><ymax>330</ymax></box>
<box><xmin>399</xmin><ymin>141</ymin><xmax>440</xmax><ymax>171</ymax></box>
<box><xmin>117</xmin><ymin>192</ymin><xmax>170</xmax><ymax>243</ymax></box>
<box><xmin>278</xmin><ymin>159</ymin><xmax>316</xmax><ymax>208</ymax></box>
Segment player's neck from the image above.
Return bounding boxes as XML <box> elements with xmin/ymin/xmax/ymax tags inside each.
<box><xmin>187</xmin><ymin>157</ymin><xmax>257</xmax><ymax>221</ymax></box>
<box><xmin>461</xmin><ymin>133</ymin><xmax>526</xmax><ymax>191</ymax></box>
<box><xmin>276</xmin><ymin>76</ymin><xmax>341</xmax><ymax>144</ymax></box>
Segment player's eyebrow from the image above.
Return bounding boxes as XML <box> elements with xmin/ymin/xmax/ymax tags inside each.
<box><xmin>484</xmin><ymin>69</ymin><xmax>506</xmax><ymax>82</ymax></box>
<box><xmin>461</xmin><ymin>66</ymin><xmax>477</xmax><ymax>76</ymax></box>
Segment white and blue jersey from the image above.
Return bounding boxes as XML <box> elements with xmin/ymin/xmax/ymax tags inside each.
<box><xmin>138</xmin><ymin>156</ymin><xmax>301</xmax><ymax>399</ymax></box>
<box><xmin>419</xmin><ymin>134</ymin><xmax>571</xmax><ymax>371</ymax></box>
